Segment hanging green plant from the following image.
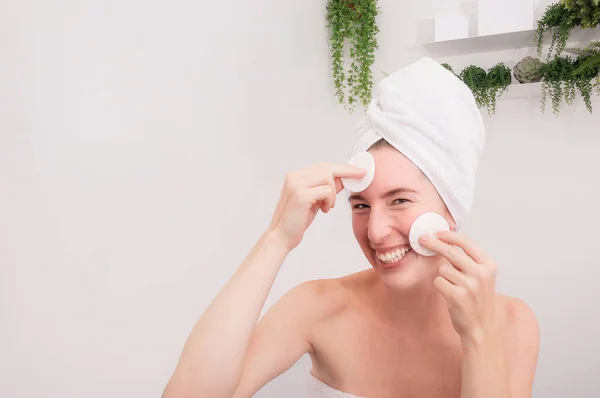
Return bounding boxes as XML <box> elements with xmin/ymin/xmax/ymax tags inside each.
<box><xmin>326</xmin><ymin>0</ymin><xmax>381</xmax><ymax>113</ymax></box>
<box><xmin>565</xmin><ymin>41</ymin><xmax>600</xmax><ymax>111</ymax></box>
<box><xmin>540</xmin><ymin>55</ymin><xmax>576</xmax><ymax>115</ymax></box>
<box><xmin>535</xmin><ymin>2</ymin><xmax>575</xmax><ymax>59</ymax></box>
<box><xmin>485</xmin><ymin>63</ymin><xmax>512</xmax><ymax>115</ymax></box>
<box><xmin>459</xmin><ymin>65</ymin><xmax>488</xmax><ymax>108</ymax></box>
<box><xmin>562</xmin><ymin>0</ymin><xmax>600</xmax><ymax>29</ymax></box>
<box><xmin>458</xmin><ymin>63</ymin><xmax>512</xmax><ymax>115</ymax></box>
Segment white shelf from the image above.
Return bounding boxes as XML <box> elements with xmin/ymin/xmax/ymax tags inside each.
<box><xmin>422</xmin><ymin>27</ymin><xmax>600</xmax><ymax>58</ymax></box>
<box><xmin>498</xmin><ymin>82</ymin><xmax>542</xmax><ymax>100</ymax></box>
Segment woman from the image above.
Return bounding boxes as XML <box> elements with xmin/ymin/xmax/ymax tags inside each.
<box><xmin>163</xmin><ymin>58</ymin><xmax>539</xmax><ymax>398</ymax></box>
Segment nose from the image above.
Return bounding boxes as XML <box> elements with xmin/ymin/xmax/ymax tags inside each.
<box><xmin>367</xmin><ymin>206</ymin><xmax>394</xmax><ymax>245</ymax></box>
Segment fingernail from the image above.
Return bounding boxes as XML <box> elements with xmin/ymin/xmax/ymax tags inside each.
<box><xmin>419</xmin><ymin>235</ymin><xmax>430</xmax><ymax>243</ymax></box>
<box><xmin>435</xmin><ymin>231</ymin><xmax>446</xmax><ymax>237</ymax></box>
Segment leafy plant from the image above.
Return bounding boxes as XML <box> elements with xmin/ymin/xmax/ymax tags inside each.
<box><xmin>326</xmin><ymin>0</ymin><xmax>381</xmax><ymax>112</ymax></box>
<box><xmin>460</xmin><ymin>65</ymin><xmax>488</xmax><ymax>108</ymax></box>
<box><xmin>540</xmin><ymin>55</ymin><xmax>577</xmax><ymax>115</ymax></box>
<box><xmin>535</xmin><ymin>2</ymin><xmax>575</xmax><ymax>59</ymax></box>
<box><xmin>562</xmin><ymin>0</ymin><xmax>600</xmax><ymax>29</ymax></box>
<box><xmin>565</xmin><ymin>41</ymin><xmax>600</xmax><ymax>110</ymax></box>
<box><xmin>485</xmin><ymin>63</ymin><xmax>513</xmax><ymax>115</ymax></box>
<box><xmin>458</xmin><ymin>63</ymin><xmax>512</xmax><ymax>115</ymax></box>
<box><xmin>513</xmin><ymin>56</ymin><xmax>545</xmax><ymax>83</ymax></box>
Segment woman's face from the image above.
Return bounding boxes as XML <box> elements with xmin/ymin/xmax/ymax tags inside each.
<box><xmin>349</xmin><ymin>146</ymin><xmax>455</xmax><ymax>289</ymax></box>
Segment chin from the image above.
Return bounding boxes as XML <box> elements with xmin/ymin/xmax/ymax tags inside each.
<box><xmin>371</xmin><ymin>250</ymin><xmax>434</xmax><ymax>289</ymax></box>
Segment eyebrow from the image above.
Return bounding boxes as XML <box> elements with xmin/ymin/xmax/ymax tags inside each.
<box><xmin>348</xmin><ymin>187</ymin><xmax>418</xmax><ymax>202</ymax></box>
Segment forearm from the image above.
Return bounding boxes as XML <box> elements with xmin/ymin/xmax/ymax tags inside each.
<box><xmin>164</xmin><ymin>231</ymin><xmax>290</xmax><ymax>398</ymax></box>
<box><xmin>461</xmin><ymin>329</ymin><xmax>511</xmax><ymax>398</ymax></box>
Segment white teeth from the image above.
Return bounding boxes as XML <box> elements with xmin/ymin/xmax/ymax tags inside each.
<box><xmin>376</xmin><ymin>247</ymin><xmax>411</xmax><ymax>263</ymax></box>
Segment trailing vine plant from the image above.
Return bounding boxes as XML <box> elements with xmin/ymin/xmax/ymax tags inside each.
<box><xmin>460</xmin><ymin>65</ymin><xmax>488</xmax><ymax>108</ymax></box>
<box><xmin>540</xmin><ymin>55</ymin><xmax>576</xmax><ymax>115</ymax></box>
<box><xmin>485</xmin><ymin>63</ymin><xmax>512</xmax><ymax>115</ymax></box>
<box><xmin>565</xmin><ymin>40</ymin><xmax>600</xmax><ymax>111</ymax></box>
<box><xmin>535</xmin><ymin>0</ymin><xmax>600</xmax><ymax>60</ymax></box>
<box><xmin>535</xmin><ymin>2</ymin><xmax>575</xmax><ymax>59</ymax></box>
<box><xmin>326</xmin><ymin>0</ymin><xmax>381</xmax><ymax>113</ymax></box>
<box><xmin>458</xmin><ymin>63</ymin><xmax>512</xmax><ymax>115</ymax></box>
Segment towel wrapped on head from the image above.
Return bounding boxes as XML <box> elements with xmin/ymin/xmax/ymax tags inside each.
<box><xmin>350</xmin><ymin>57</ymin><xmax>485</xmax><ymax>230</ymax></box>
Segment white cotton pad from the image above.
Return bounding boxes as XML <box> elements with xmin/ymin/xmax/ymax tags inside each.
<box><xmin>409</xmin><ymin>212</ymin><xmax>450</xmax><ymax>256</ymax></box>
<box><xmin>342</xmin><ymin>151</ymin><xmax>375</xmax><ymax>193</ymax></box>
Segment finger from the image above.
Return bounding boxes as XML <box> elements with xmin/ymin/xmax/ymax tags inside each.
<box><xmin>327</xmin><ymin>163</ymin><xmax>367</xmax><ymax>179</ymax></box>
<box><xmin>438</xmin><ymin>263</ymin><xmax>471</xmax><ymax>286</ymax></box>
<box><xmin>433</xmin><ymin>276</ymin><xmax>456</xmax><ymax>299</ymax></box>
<box><xmin>297</xmin><ymin>166</ymin><xmax>351</xmax><ymax>191</ymax></box>
<box><xmin>435</xmin><ymin>230</ymin><xmax>490</xmax><ymax>264</ymax></box>
<box><xmin>321</xmin><ymin>179</ymin><xmax>337</xmax><ymax>213</ymax></box>
<box><xmin>301</xmin><ymin>185</ymin><xmax>334</xmax><ymax>209</ymax></box>
<box><xmin>419</xmin><ymin>235</ymin><xmax>478</xmax><ymax>274</ymax></box>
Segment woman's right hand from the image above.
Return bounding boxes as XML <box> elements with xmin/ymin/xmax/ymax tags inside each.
<box><xmin>266</xmin><ymin>163</ymin><xmax>366</xmax><ymax>252</ymax></box>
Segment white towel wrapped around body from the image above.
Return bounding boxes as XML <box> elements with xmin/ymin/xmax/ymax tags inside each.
<box><xmin>350</xmin><ymin>57</ymin><xmax>486</xmax><ymax>230</ymax></box>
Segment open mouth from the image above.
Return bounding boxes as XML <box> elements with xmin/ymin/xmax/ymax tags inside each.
<box><xmin>374</xmin><ymin>246</ymin><xmax>412</xmax><ymax>266</ymax></box>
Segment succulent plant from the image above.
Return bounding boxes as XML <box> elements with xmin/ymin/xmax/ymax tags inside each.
<box><xmin>513</xmin><ymin>56</ymin><xmax>545</xmax><ymax>84</ymax></box>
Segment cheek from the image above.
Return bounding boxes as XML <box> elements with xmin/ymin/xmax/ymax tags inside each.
<box><xmin>390</xmin><ymin>209</ymin><xmax>420</xmax><ymax>236</ymax></box>
<box><xmin>351</xmin><ymin>213</ymin><xmax>369</xmax><ymax>239</ymax></box>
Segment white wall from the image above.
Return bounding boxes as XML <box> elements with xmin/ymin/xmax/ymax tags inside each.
<box><xmin>1</xmin><ymin>1</ymin><xmax>599</xmax><ymax>397</ymax></box>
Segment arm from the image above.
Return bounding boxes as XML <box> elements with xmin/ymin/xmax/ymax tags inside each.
<box><xmin>460</xmin><ymin>298</ymin><xmax>539</xmax><ymax>398</ymax></box>
<box><xmin>232</xmin><ymin>280</ymin><xmax>325</xmax><ymax>397</ymax></box>
<box><xmin>418</xmin><ymin>232</ymin><xmax>539</xmax><ymax>398</ymax></box>
<box><xmin>162</xmin><ymin>231</ymin><xmax>291</xmax><ymax>398</ymax></box>
<box><xmin>460</xmin><ymin>328</ymin><xmax>511</xmax><ymax>398</ymax></box>
<box><xmin>163</xmin><ymin>162</ymin><xmax>366</xmax><ymax>398</ymax></box>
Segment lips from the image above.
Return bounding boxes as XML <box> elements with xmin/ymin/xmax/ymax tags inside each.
<box><xmin>373</xmin><ymin>245</ymin><xmax>412</xmax><ymax>267</ymax></box>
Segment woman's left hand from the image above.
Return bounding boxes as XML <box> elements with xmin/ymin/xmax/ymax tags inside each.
<box><xmin>419</xmin><ymin>230</ymin><xmax>499</xmax><ymax>344</ymax></box>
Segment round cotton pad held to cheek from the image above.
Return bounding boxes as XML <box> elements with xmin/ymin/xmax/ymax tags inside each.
<box><xmin>341</xmin><ymin>152</ymin><xmax>375</xmax><ymax>193</ymax></box>
<box><xmin>409</xmin><ymin>212</ymin><xmax>450</xmax><ymax>256</ymax></box>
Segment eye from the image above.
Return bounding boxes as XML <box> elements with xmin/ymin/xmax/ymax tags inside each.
<box><xmin>352</xmin><ymin>203</ymin><xmax>370</xmax><ymax>210</ymax></box>
<box><xmin>393</xmin><ymin>198</ymin><xmax>409</xmax><ymax>205</ymax></box>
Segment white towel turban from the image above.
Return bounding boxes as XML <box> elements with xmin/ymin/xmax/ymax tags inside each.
<box><xmin>350</xmin><ymin>57</ymin><xmax>486</xmax><ymax>230</ymax></box>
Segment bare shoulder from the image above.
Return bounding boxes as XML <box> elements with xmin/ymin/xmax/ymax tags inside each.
<box><xmin>495</xmin><ymin>294</ymin><xmax>540</xmax><ymax>395</ymax></box>
<box><xmin>495</xmin><ymin>293</ymin><xmax>539</xmax><ymax>336</ymax></box>
<box><xmin>287</xmin><ymin>269</ymin><xmax>372</xmax><ymax>321</ymax></box>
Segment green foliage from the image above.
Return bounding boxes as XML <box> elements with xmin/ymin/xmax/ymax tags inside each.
<box><xmin>441</xmin><ymin>63</ymin><xmax>454</xmax><ymax>73</ymax></box>
<box><xmin>562</xmin><ymin>0</ymin><xmax>600</xmax><ymax>29</ymax></box>
<box><xmin>460</xmin><ymin>65</ymin><xmax>488</xmax><ymax>108</ymax></box>
<box><xmin>458</xmin><ymin>63</ymin><xmax>511</xmax><ymax>115</ymax></box>
<box><xmin>485</xmin><ymin>63</ymin><xmax>513</xmax><ymax>115</ymax></box>
<box><xmin>535</xmin><ymin>3</ymin><xmax>575</xmax><ymax>59</ymax></box>
<box><xmin>538</xmin><ymin>52</ymin><xmax>600</xmax><ymax>115</ymax></box>
<box><xmin>326</xmin><ymin>0</ymin><xmax>380</xmax><ymax>113</ymax></box>
<box><xmin>535</xmin><ymin>1</ymin><xmax>600</xmax><ymax>60</ymax></box>
<box><xmin>566</xmin><ymin>41</ymin><xmax>600</xmax><ymax>80</ymax></box>
<box><xmin>568</xmin><ymin>41</ymin><xmax>600</xmax><ymax>110</ymax></box>
<box><xmin>540</xmin><ymin>55</ymin><xmax>576</xmax><ymax>115</ymax></box>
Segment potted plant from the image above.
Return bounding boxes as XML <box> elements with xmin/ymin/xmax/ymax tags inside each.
<box><xmin>459</xmin><ymin>63</ymin><xmax>512</xmax><ymax>115</ymax></box>
<box><xmin>326</xmin><ymin>0</ymin><xmax>381</xmax><ymax>113</ymax></box>
<box><xmin>513</xmin><ymin>56</ymin><xmax>545</xmax><ymax>83</ymax></box>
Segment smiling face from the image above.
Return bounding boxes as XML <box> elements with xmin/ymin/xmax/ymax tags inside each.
<box><xmin>349</xmin><ymin>142</ymin><xmax>456</xmax><ymax>289</ymax></box>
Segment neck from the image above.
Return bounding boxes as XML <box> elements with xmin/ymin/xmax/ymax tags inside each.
<box><xmin>375</xmin><ymin>257</ymin><xmax>452</xmax><ymax>331</ymax></box>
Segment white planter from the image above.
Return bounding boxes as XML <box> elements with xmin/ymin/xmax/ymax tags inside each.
<box><xmin>478</xmin><ymin>0</ymin><xmax>534</xmax><ymax>36</ymax></box>
<box><xmin>434</xmin><ymin>13</ymin><xmax>470</xmax><ymax>41</ymax></box>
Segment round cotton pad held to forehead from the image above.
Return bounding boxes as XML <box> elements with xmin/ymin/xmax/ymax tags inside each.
<box><xmin>409</xmin><ymin>212</ymin><xmax>450</xmax><ymax>256</ymax></box>
<box><xmin>342</xmin><ymin>151</ymin><xmax>375</xmax><ymax>193</ymax></box>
